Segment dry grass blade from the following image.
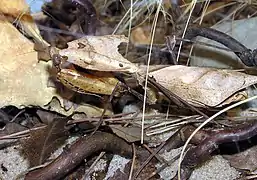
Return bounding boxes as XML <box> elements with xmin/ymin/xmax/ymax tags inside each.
<box><xmin>128</xmin><ymin>143</ymin><xmax>136</xmax><ymax>180</ymax></box>
<box><xmin>82</xmin><ymin>151</ymin><xmax>105</xmax><ymax>179</ymax></box>
<box><xmin>176</xmin><ymin>0</ymin><xmax>197</xmax><ymax>63</ymax></box>
<box><xmin>112</xmin><ymin>0</ymin><xmax>162</xmax><ymax>34</ymax></box>
<box><xmin>193</xmin><ymin>1</ymin><xmax>237</xmax><ymax>24</ymax></box>
<box><xmin>141</xmin><ymin>0</ymin><xmax>162</xmax><ymax>144</ymax></box>
<box><xmin>146</xmin><ymin>115</ymin><xmax>204</xmax><ymax>136</ymax></box>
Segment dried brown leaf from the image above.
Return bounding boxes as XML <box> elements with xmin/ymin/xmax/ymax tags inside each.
<box><xmin>20</xmin><ymin>118</ymin><xmax>69</xmax><ymax>167</ymax></box>
<box><xmin>0</xmin><ymin>14</ymin><xmax>56</xmax><ymax>108</ymax></box>
<box><xmin>109</xmin><ymin>125</ymin><xmax>150</xmax><ymax>143</ymax></box>
<box><xmin>223</xmin><ymin>146</ymin><xmax>257</xmax><ymax>172</ymax></box>
<box><xmin>0</xmin><ymin>123</ymin><xmax>27</xmax><ymax>136</ymax></box>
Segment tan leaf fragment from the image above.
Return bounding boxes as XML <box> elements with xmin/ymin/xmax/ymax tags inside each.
<box><xmin>0</xmin><ymin>14</ymin><xmax>56</xmax><ymax>108</ymax></box>
<box><xmin>150</xmin><ymin>65</ymin><xmax>257</xmax><ymax>107</ymax></box>
<box><xmin>0</xmin><ymin>0</ymin><xmax>29</xmax><ymax>15</ymax></box>
<box><xmin>57</xmin><ymin>35</ymin><xmax>139</xmax><ymax>73</ymax></box>
<box><xmin>131</xmin><ymin>27</ymin><xmax>151</xmax><ymax>45</ymax></box>
<box><xmin>0</xmin><ymin>0</ymin><xmax>48</xmax><ymax>46</ymax></box>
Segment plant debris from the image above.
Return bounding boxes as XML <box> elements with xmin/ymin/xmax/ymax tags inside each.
<box><xmin>20</xmin><ymin>118</ymin><xmax>70</xmax><ymax>167</ymax></box>
<box><xmin>2</xmin><ymin>0</ymin><xmax>257</xmax><ymax>180</ymax></box>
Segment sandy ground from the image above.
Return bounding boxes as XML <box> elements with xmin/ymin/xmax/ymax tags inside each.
<box><xmin>0</xmin><ymin>143</ymin><xmax>240</xmax><ymax>180</ymax></box>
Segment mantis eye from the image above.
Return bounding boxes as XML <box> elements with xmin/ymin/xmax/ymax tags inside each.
<box><xmin>52</xmin><ymin>54</ymin><xmax>69</xmax><ymax>70</ymax></box>
<box><xmin>52</xmin><ymin>54</ymin><xmax>62</xmax><ymax>67</ymax></box>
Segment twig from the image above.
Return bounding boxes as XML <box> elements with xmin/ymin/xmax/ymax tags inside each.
<box><xmin>184</xmin><ymin>26</ymin><xmax>257</xmax><ymax>66</ymax></box>
<box><xmin>175</xmin><ymin>120</ymin><xmax>257</xmax><ymax>180</ymax></box>
<box><xmin>25</xmin><ymin>132</ymin><xmax>133</xmax><ymax>180</ymax></box>
<box><xmin>132</xmin><ymin>141</ymin><xmax>166</xmax><ymax>180</ymax></box>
